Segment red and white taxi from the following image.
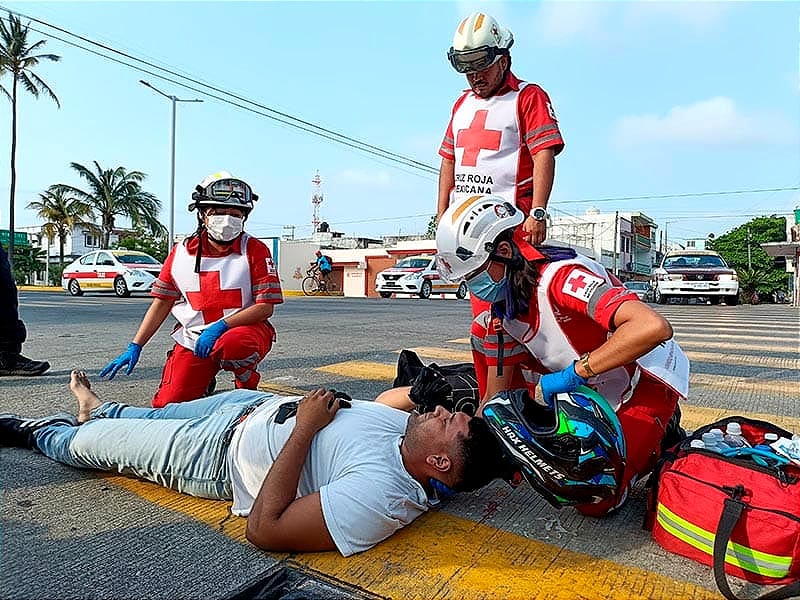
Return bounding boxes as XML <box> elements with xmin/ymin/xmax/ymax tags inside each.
<box><xmin>375</xmin><ymin>255</ymin><xmax>467</xmax><ymax>299</ymax></box>
<box><xmin>62</xmin><ymin>250</ymin><xmax>162</xmax><ymax>297</ymax></box>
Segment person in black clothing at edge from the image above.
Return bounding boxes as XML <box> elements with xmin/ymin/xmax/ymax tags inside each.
<box><xmin>0</xmin><ymin>244</ymin><xmax>50</xmax><ymax>376</ymax></box>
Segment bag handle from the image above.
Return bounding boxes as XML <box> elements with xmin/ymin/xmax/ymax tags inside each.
<box><xmin>713</xmin><ymin>496</ymin><xmax>800</xmax><ymax>600</ymax></box>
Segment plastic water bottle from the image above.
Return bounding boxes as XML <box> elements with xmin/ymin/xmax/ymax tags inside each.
<box><xmin>709</xmin><ymin>428</ymin><xmax>726</xmax><ymax>448</ymax></box>
<box><xmin>723</xmin><ymin>422</ymin><xmax>750</xmax><ymax>448</ymax></box>
<box><xmin>789</xmin><ymin>435</ymin><xmax>800</xmax><ymax>460</ymax></box>
<box><xmin>690</xmin><ymin>439</ymin><xmax>706</xmax><ymax>450</ymax></box>
<box><xmin>701</xmin><ymin>432</ymin><xmax>722</xmax><ymax>452</ymax></box>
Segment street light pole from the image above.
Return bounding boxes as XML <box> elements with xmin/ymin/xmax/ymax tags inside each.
<box><xmin>139</xmin><ymin>80</ymin><xmax>203</xmax><ymax>249</ymax></box>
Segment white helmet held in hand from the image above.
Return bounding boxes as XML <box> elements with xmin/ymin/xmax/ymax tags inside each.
<box><xmin>448</xmin><ymin>12</ymin><xmax>514</xmax><ymax>74</ymax></box>
<box><xmin>435</xmin><ymin>195</ymin><xmax>524</xmax><ymax>281</ymax></box>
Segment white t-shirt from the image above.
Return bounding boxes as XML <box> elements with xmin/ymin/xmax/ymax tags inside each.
<box><xmin>226</xmin><ymin>396</ymin><xmax>430</xmax><ymax>556</ymax></box>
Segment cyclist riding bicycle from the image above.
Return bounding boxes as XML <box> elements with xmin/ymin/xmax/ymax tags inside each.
<box><xmin>310</xmin><ymin>251</ymin><xmax>333</xmax><ymax>289</ymax></box>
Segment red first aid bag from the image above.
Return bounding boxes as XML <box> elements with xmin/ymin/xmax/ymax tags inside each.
<box><xmin>646</xmin><ymin>416</ymin><xmax>800</xmax><ymax>600</ymax></box>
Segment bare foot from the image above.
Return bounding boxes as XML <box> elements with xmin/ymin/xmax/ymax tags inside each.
<box><xmin>70</xmin><ymin>370</ymin><xmax>101</xmax><ymax>423</ymax></box>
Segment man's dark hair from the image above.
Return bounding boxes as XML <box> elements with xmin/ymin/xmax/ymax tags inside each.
<box><xmin>453</xmin><ymin>417</ymin><xmax>515</xmax><ymax>492</ymax></box>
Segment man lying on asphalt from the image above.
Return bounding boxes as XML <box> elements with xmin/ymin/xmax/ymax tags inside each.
<box><xmin>0</xmin><ymin>371</ymin><xmax>507</xmax><ymax>556</ymax></box>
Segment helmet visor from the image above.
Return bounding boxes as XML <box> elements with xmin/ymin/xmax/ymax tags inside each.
<box><xmin>448</xmin><ymin>46</ymin><xmax>505</xmax><ymax>74</ymax></box>
<box><xmin>204</xmin><ymin>178</ymin><xmax>255</xmax><ymax>205</ymax></box>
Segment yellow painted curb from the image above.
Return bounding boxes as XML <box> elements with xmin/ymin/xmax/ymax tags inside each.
<box><xmin>315</xmin><ymin>357</ymin><xmax>796</xmax><ymax>397</ymax></box>
<box><xmin>104</xmin><ymin>475</ymin><xmax>718</xmax><ymax>600</ymax></box>
<box><xmin>316</xmin><ymin>360</ymin><xmax>398</xmax><ymax>380</ymax></box>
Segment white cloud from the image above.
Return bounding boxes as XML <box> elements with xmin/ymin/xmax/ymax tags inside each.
<box><xmin>334</xmin><ymin>169</ymin><xmax>391</xmax><ymax>187</ymax></box>
<box><xmin>613</xmin><ymin>97</ymin><xmax>798</xmax><ymax>146</ymax></box>
<box><xmin>624</xmin><ymin>2</ymin><xmax>729</xmax><ymax>30</ymax></box>
<box><xmin>532</xmin><ymin>2</ymin><xmax>610</xmax><ymax>45</ymax></box>
<box><xmin>531</xmin><ymin>1</ymin><xmax>727</xmax><ymax>45</ymax></box>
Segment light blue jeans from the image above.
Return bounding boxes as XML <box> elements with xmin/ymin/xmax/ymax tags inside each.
<box><xmin>33</xmin><ymin>389</ymin><xmax>272</xmax><ymax>499</ymax></box>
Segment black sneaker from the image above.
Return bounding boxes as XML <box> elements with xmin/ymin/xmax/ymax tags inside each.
<box><xmin>0</xmin><ymin>352</ymin><xmax>51</xmax><ymax>376</ymax></box>
<box><xmin>0</xmin><ymin>413</ymin><xmax>78</xmax><ymax>448</ymax></box>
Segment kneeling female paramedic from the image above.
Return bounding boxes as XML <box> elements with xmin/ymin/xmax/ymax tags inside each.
<box><xmin>435</xmin><ymin>195</ymin><xmax>689</xmax><ymax>515</ymax></box>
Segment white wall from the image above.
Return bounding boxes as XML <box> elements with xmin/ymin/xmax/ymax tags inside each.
<box><xmin>264</xmin><ymin>238</ymin><xmax>308</xmax><ymax>293</ymax></box>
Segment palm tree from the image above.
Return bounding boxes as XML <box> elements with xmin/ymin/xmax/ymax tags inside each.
<box><xmin>0</xmin><ymin>13</ymin><xmax>60</xmax><ymax>266</ymax></box>
<box><xmin>51</xmin><ymin>161</ymin><xmax>165</xmax><ymax>248</ymax></box>
<box><xmin>27</xmin><ymin>187</ymin><xmax>95</xmax><ymax>267</ymax></box>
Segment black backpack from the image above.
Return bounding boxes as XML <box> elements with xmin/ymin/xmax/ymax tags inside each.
<box><xmin>393</xmin><ymin>349</ymin><xmax>480</xmax><ymax>416</ymax></box>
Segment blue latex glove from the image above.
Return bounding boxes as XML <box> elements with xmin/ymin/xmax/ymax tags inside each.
<box><xmin>99</xmin><ymin>342</ymin><xmax>142</xmax><ymax>380</ymax></box>
<box><xmin>539</xmin><ymin>363</ymin><xmax>587</xmax><ymax>407</ymax></box>
<box><xmin>194</xmin><ymin>320</ymin><xmax>229</xmax><ymax>358</ymax></box>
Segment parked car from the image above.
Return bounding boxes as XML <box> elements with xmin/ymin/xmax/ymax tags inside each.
<box><xmin>375</xmin><ymin>255</ymin><xmax>468</xmax><ymax>299</ymax></box>
<box><xmin>651</xmin><ymin>250</ymin><xmax>739</xmax><ymax>305</ymax></box>
<box><xmin>623</xmin><ymin>280</ymin><xmax>654</xmax><ymax>303</ymax></box>
<box><xmin>62</xmin><ymin>250</ymin><xmax>163</xmax><ymax>297</ymax></box>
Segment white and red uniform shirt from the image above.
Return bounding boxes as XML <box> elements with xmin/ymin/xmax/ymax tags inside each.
<box><xmin>152</xmin><ymin>232</ymin><xmax>283</xmax><ymax>350</ymax></box>
<box><xmin>471</xmin><ymin>254</ymin><xmax>689</xmax><ymax>410</ymax></box>
<box><xmin>439</xmin><ymin>72</ymin><xmax>564</xmax><ymax>216</ymax></box>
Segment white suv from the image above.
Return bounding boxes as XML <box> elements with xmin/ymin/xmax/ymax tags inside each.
<box><xmin>651</xmin><ymin>250</ymin><xmax>739</xmax><ymax>305</ymax></box>
<box><xmin>375</xmin><ymin>255</ymin><xmax>468</xmax><ymax>299</ymax></box>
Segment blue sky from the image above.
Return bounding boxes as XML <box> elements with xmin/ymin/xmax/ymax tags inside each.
<box><xmin>2</xmin><ymin>1</ymin><xmax>798</xmax><ymax>245</ymax></box>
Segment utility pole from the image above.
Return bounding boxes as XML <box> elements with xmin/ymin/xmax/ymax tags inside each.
<box><xmin>747</xmin><ymin>226</ymin><xmax>752</xmax><ymax>270</ymax></box>
<box><xmin>139</xmin><ymin>81</ymin><xmax>203</xmax><ymax>249</ymax></box>
<box><xmin>612</xmin><ymin>211</ymin><xmax>619</xmax><ymax>276</ymax></box>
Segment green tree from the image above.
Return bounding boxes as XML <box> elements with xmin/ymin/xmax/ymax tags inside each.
<box><xmin>26</xmin><ymin>186</ymin><xmax>95</xmax><ymax>267</ymax></box>
<box><xmin>6</xmin><ymin>243</ymin><xmax>45</xmax><ymax>285</ymax></box>
<box><xmin>707</xmin><ymin>215</ymin><xmax>789</xmax><ymax>297</ymax></box>
<box><xmin>0</xmin><ymin>13</ymin><xmax>60</xmax><ymax>266</ymax></box>
<box><xmin>48</xmin><ymin>262</ymin><xmax>64</xmax><ymax>286</ymax></box>
<box><xmin>735</xmin><ymin>267</ymin><xmax>785</xmax><ymax>304</ymax></box>
<box><xmin>51</xmin><ymin>161</ymin><xmax>165</xmax><ymax>249</ymax></box>
<box><xmin>426</xmin><ymin>215</ymin><xmax>437</xmax><ymax>239</ymax></box>
<box><xmin>708</xmin><ymin>216</ymin><xmax>786</xmax><ymax>271</ymax></box>
<box><xmin>114</xmin><ymin>227</ymin><xmax>168</xmax><ymax>263</ymax></box>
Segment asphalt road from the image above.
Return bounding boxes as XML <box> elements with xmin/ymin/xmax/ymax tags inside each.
<box><xmin>6</xmin><ymin>292</ymin><xmax>477</xmax><ymax>408</ymax></box>
<box><xmin>1</xmin><ymin>291</ymin><xmax>798</xmax><ymax>600</ymax></box>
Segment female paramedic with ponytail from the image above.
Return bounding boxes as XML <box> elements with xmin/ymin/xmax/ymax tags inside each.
<box><xmin>435</xmin><ymin>195</ymin><xmax>690</xmax><ymax>515</ymax></box>
<box><xmin>100</xmin><ymin>172</ymin><xmax>283</xmax><ymax>407</ymax></box>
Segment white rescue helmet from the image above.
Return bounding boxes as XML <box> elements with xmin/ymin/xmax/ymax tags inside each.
<box><xmin>448</xmin><ymin>12</ymin><xmax>514</xmax><ymax>74</ymax></box>
<box><xmin>188</xmin><ymin>171</ymin><xmax>258</xmax><ymax>216</ymax></box>
<box><xmin>435</xmin><ymin>195</ymin><xmax>524</xmax><ymax>281</ymax></box>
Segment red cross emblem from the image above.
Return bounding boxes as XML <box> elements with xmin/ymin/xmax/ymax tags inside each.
<box><xmin>567</xmin><ymin>274</ymin><xmax>588</xmax><ymax>293</ymax></box>
<box><xmin>456</xmin><ymin>110</ymin><xmax>502</xmax><ymax>167</ymax></box>
<box><xmin>186</xmin><ymin>270</ymin><xmax>243</xmax><ymax>323</ymax></box>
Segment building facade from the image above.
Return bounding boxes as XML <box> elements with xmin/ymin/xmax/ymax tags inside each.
<box><xmin>548</xmin><ymin>208</ymin><xmax>658</xmax><ymax>280</ymax></box>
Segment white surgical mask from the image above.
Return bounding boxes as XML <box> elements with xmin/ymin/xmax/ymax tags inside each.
<box><xmin>205</xmin><ymin>214</ymin><xmax>244</xmax><ymax>242</ymax></box>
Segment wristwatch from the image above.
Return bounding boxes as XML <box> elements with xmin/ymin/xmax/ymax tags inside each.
<box><xmin>531</xmin><ymin>207</ymin><xmax>548</xmax><ymax>221</ymax></box>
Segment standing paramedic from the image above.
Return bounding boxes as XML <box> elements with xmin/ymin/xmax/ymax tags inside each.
<box><xmin>438</xmin><ymin>12</ymin><xmax>564</xmax><ymax>246</ymax></box>
<box><xmin>100</xmin><ymin>172</ymin><xmax>283</xmax><ymax>407</ymax></box>
<box><xmin>436</xmin><ymin>195</ymin><xmax>690</xmax><ymax>516</ymax></box>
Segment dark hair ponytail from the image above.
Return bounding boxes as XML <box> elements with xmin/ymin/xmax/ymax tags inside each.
<box><xmin>491</xmin><ymin>229</ymin><xmax>545</xmax><ymax>318</ymax></box>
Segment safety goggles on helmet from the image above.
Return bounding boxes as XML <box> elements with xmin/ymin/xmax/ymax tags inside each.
<box><xmin>447</xmin><ymin>45</ymin><xmax>508</xmax><ymax>74</ymax></box>
<box><xmin>190</xmin><ymin>178</ymin><xmax>258</xmax><ymax>213</ymax></box>
<box><xmin>203</xmin><ymin>178</ymin><xmax>256</xmax><ymax>205</ymax></box>
<box><xmin>483</xmin><ymin>388</ymin><xmax>627</xmax><ymax>508</ymax></box>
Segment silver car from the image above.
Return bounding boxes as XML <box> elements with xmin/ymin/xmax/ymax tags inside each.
<box><xmin>623</xmin><ymin>280</ymin><xmax>654</xmax><ymax>303</ymax></box>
